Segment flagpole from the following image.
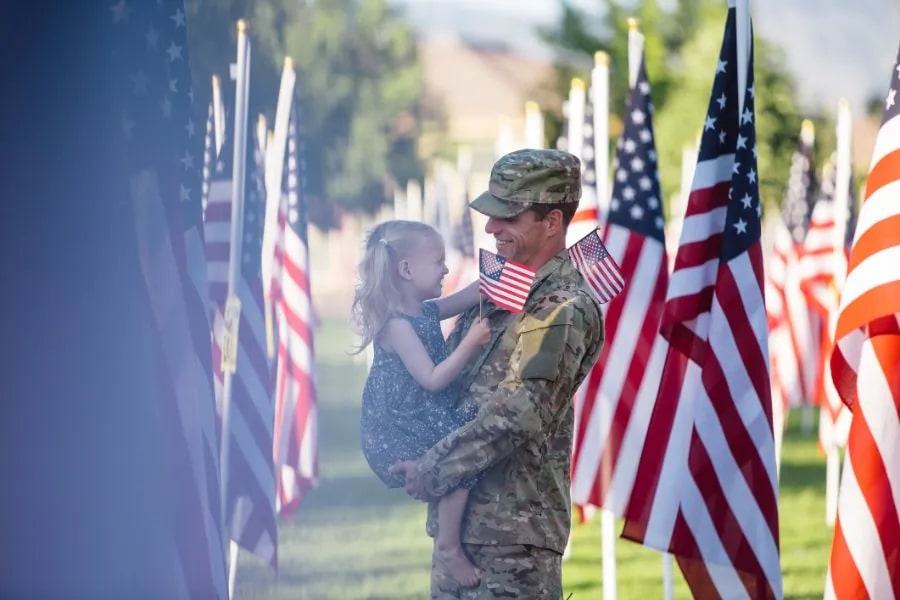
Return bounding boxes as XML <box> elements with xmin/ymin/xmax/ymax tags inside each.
<box><xmin>221</xmin><ymin>17</ymin><xmax>252</xmax><ymax>585</ymax></box>
<box><xmin>735</xmin><ymin>0</ymin><xmax>750</xmax><ymax>115</ymax></box>
<box><xmin>262</xmin><ymin>57</ymin><xmax>297</xmax><ymax>360</ymax></box>
<box><xmin>592</xmin><ymin>52</ymin><xmax>609</xmax><ymax>225</ymax></box>
<box><xmin>825</xmin><ymin>98</ymin><xmax>852</xmax><ymax>527</ymax></box>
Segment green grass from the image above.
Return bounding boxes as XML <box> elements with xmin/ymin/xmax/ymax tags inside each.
<box><xmin>234</xmin><ymin>318</ymin><xmax>832</xmax><ymax>599</ymax></box>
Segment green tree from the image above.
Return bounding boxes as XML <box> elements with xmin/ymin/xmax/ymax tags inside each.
<box><xmin>537</xmin><ymin>0</ymin><xmax>805</xmax><ymax>214</ymax></box>
<box><xmin>186</xmin><ymin>0</ymin><xmax>426</xmax><ymax>228</ymax></box>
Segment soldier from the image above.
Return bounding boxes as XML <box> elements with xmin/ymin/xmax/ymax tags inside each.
<box><xmin>391</xmin><ymin>148</ymin><xmax>606</xmax><ymax>599</ymax></box>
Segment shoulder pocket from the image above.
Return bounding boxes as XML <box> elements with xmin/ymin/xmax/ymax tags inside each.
<box><xmin>515</xmin><ymin>316</ymin><xmax>569</xmax><ymax>381</ymax></box>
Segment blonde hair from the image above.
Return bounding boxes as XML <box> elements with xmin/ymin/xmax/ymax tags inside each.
<box><xmin>351</xmin><ymin>220</ymin><xmax>442</xmax><ymax>353</ymax></box>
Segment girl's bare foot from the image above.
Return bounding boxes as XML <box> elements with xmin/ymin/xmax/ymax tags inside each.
<box><xmin>437</xmin><ymin>544</ymin><xmax>481</xmax><ymax>588</ymax></box>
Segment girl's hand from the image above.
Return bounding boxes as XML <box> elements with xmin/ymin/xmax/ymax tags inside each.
<box><xmin>461</xmin><ymin>317</ymin><xmax>492</xmax><ymax>348</ymax></box>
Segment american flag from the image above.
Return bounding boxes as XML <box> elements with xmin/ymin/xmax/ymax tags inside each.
<box><xmin>568</xmin><ymin>87</ymin><xmax>601</xmax><ymax>243</ymax></box>
<box><xmin>478</xmin><ymin>249</ymin><xmax>536</xmax><ymax>313</ymax></box>
<box><xmin>798</xmin><ymin>155</ymin><xmax>854</xmax><ymax>451</ymax></box>
<box><xmin>202</xmin><ymin>95</ymin><xmax>278</xmax><ymax>564</ymax></box>
<box><xmin>112</xmin><ymin>0</ymin><xmax>227</xmax><ymax>595</ymax></box>
<box><xmin>570</xmin><ymin>56</ymin><xmax>669</xmax><ymax>516</ymax></box>
<box><xmin>766</xmin><ymin>121</ymin><xmax>819</xmax><ymax>412</ymax></box>
<box><xmin>824</xmin><ymin>42</ymin><xmax>900</xmax><ymax>600</ymax></box>
<box><xmin>272</xmin><ymin>96</ymin><xmax>319</xmax><ymax>516</ymax></box>
<box><xmin>621</xmin><ymin>9</ymin><xmax>782</xmax><ymax>598</ymax></box>
<box><xmin>568</xmin><ymin>229</ymin><xmax>625</xmax><ymax>304</ymax></box>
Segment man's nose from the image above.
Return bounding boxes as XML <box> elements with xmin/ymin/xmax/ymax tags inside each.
<box><xmin>485</xmin><ymin>217</ymin><xmax>501</xmax><ymax>234</ymax></box>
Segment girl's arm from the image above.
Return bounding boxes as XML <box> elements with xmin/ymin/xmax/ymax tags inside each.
<box><xmin>433</xmin><ymin>280</ymin><xmax>481</xmax><ymax>320</ymax></box>
<box><xmin>380</xmin><ymin>316</ymin><xmax>486</xmax><ymax>393</ymax></box>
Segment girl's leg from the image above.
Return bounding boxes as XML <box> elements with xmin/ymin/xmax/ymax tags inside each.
<box><xmin>435</xmin><ymin>488</ymin><xmax>480</xmax><ymax>587</ymax></box>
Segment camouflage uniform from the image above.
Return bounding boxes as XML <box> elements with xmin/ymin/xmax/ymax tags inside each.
<box><xmin>413</xmin><ymin>149</ymin><xmax>606</xmax><ymax>599</ymax></box>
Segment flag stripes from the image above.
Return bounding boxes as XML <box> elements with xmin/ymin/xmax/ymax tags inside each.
<box><xmin>826</xmin><ymin>44</ymin><xmax>900</xmax><ymax>598</ymax></box>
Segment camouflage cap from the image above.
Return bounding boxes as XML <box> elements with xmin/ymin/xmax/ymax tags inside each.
<box><xmin>469</xmin><ymin>149</ymin><xmax>582</xmax><ymax>219</ymax></box>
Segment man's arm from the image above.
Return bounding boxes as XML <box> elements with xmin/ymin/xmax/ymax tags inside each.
<box><xmin>411</xmin><ymin>296</ymin><xmax>602</xmax><ymax>497</ymax></box>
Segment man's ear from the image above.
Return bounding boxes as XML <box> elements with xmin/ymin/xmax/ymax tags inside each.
<box><xmin>544</xmin><ymin>208</ymin><xmax>564</xmax><ymax>236</ymax></box>
<box><xmin>397</xmin><ymin>259</ymin><xmax>413</xmax><ymax>281</ymax></box>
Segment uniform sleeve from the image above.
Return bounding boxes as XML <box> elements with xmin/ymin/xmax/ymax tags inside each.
<box><xmin>415</xmin><ymin>296</ymin><xmax>602</xmax><ymax>497</ymax></box>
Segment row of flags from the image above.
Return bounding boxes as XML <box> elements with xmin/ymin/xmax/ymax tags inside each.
<box><xmin>555</xmin><ymin>5</ymin><xmax>900</xmax><ymax>598</ymax></box>
<box><xmin>199</xmin><ymin>32</ymin><xmax>318</xmax><ymax>579</ymax></box>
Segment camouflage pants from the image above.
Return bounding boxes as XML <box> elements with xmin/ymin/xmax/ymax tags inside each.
<box><xmin>430</xmin><ymin>543</ymin><xmax>564</xmax><ymax>599</ymax></box>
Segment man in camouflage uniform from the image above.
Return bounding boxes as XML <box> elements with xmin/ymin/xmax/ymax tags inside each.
<box><xmin>391</xmin><ymin>149</ymin><xmax>606</xmax><ymax>599</ymax></box>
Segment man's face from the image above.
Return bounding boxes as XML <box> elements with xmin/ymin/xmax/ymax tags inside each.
<box><xmin>484</xmin><ymin>209</ymin><xmax>549</xmax><ymax>268</ymax></box>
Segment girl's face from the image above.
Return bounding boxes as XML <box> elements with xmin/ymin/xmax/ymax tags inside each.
<box><xmin>404</xmin><ymin>235</ymin><xmax>448</xmax><ymax>301</ymax></box>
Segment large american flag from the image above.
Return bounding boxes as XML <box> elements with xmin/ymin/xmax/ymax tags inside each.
<box><xmin>570</xmin><ymin>56</ymin><xmax>668</xmax><ymax>516</ymax></box>
<box><xmin>478</xmin><ymin>249</ymin><xmax>536</xmax><ymax>313</ymax></box>
<box><xmin>112</xmin><ymin>0</ymin><xmax>227</xmax><ymax>595</ymax></box>
<box><xmin>271</xmin><ymin>96</ymin><xmax>319</xmax><ymax>516</ymax></box>
<box><xmin>202</xmin><ymin>95</ymin><xmax>278</xmax><ymax>564</ymax></box>
<box><xmin>799</xmin><ymin>155</ymin><xmax>854</xmax><ymax>451</ymax></box>
<box><xmin>766</xmin><ymin>121</ymin><xmax>819</xmax><ymax>412</ymax></box>
<box><xmin>824</xmin><ymin>42</ymin><xmax>900</xmax><ymax>599</ymax></box>
<box><xmin>621</xmin><ymin>9</ymin><xmax>782</xmax><ymax>598</ymax></box>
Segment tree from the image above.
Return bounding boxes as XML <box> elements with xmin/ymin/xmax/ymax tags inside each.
<box><xmin>186</xmin><ymin>0</ymin><xmax>426</xmax><ymax>228</ymax></box>
<box><xmin>537</xmin><ymin>0</ymin><xmax>805</xmax><ymax>214</ymax></box>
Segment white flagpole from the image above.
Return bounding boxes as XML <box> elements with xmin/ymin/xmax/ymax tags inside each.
<box><xmin>566</xmin><ymin>78</ymin><xmax>585</xmax><ymax>159</ymax></box>
<box><xmin>524</xmin><ymin>101</ymin><xmax>545</xmax><ymax>148</ymax></box>
<box><xmin>592</xmin><ymin>52</ymin><xmax>610</xmax><ymax>228</ymax></box>
<box><xmin>825</xmin><ymin>98</ymin><xmax>852</xmax><ymax>527</ymax></box>
<box><xmin>735</xmin><ymin>0</ymin><xmax>750</xmax><ymax>116</ymax></box>
<box><xmin>221</xmin><ymin>18</ymin><xmax>252</xmax><ymax>594</ymax></box>
<box><xmin>261</xmin><ymin>57</ymin><xmax>297</xmax><ymax>359</ymax></box>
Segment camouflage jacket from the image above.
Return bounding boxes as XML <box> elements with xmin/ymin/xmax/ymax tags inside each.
<box><xmin>416</xmin><ymin>249</ymin><xmax>604</xmax><ymax>553</ymax></box>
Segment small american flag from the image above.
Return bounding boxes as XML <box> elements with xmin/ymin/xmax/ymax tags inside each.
<box><xmin>479</xmin><ymin>249</ymin><xmax>536</xmax><ymax>312</ymax></box>
<box><xmin>568</xmin><ymin>229</ymin><xmax>625</xmax><ymax>303</ymax></box>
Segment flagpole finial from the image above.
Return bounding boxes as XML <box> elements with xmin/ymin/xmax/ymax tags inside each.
<box><xmin>594</xmin><ymin>51</ymin><xmax>609</xmax><ymax>67</ymax></box>
<box><xmin>571</xmin><ymin>77</ymin><xmax>586</xmax><ymax>91</ymax></box>
<box><xmin>284</xmin><ymin>56</ymin><xmax>294</xmax><ymax>70</ymax></box>
<box><xmin>801</xmin><ymin>119</ymin><xmax>814</xmax><ymax>132</ymax></box>
<box><xmin>838</xmin><ymin>97</ymin><xmax>850</xmax><ymax>112</ymax></box>
<box><xmin>237</xmin><ymin>19</ymin><xmax>248</xmax><ymax>33</ymax></box>
<box><xmin>627</xmin><ymin>17</ymin><xmax>640</xmax><ymax>31</ymax></box>
<box><xmin>525</xmin><ymin>100</ymin><xmax>540</xmax><ymax>113</ymax></box>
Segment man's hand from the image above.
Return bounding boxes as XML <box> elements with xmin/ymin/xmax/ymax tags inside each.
<box><xmin>389</xmin><ymin>460</ymin><xmax>437</xmax><ymax>502</ymax></box>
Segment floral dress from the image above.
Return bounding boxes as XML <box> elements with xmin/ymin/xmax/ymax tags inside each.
<box><xmin>360</xmin><ymin>301</ymin><xmax>478</xmax><ymax>489</ymax></box>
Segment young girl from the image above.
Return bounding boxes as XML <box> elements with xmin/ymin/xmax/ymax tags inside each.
<box><xmin>353</xmin><ymin>219</ymin><xmax>491</xmax><ymax>588</ymax></box>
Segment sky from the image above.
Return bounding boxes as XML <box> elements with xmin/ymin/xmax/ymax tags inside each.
<box><xmin>390</xmin><ymin>0</ymin><xmax>900</xmax><ymax>116</ymax></box>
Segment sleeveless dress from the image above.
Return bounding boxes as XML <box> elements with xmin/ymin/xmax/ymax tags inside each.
<box><xmin>360</xmin><ymin>301</ymin><xmax>478</xmax><ymax>489</ymax></box>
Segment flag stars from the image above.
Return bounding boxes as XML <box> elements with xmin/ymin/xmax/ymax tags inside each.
<box><xmin>718</xmin><ymin>130</ymin><xmax>726</xmax><ymax>144</ymax></box>
<box><xmin>737</xmin><ymin>134</ymin><xmax>747</xmax><ymax>149</ymax></box>
<box><xmin>717</xmin><ymin>59</ymin><xmax>728</xmax><ymax>73</ymax></box>
<box><xmin>648</xmin><ymin>197</ymin><xmax>659</xmax><ymax>209</ymax></box>
<box><xmin>622</xmin><ymin>186</ymin><xmax>636</xmax><ymax>201</ymax></box>
<box><xmin>624</xmin><ymin>139</ymin><xmax>637</xmax><ymax>153</ymax></box>
<box><xmin>705</xmin><ymin>115</ymin><xmax>716</xmax><ymax>130</ymax></box>
<box><xmin>655</xmin><ymin>216</ymin><xmax>664</xmax><ymax>230</ymax></box>
<box><xmin>166</xmin><ymin>41</ymin><xmax>183</xmax><ymax>62</ymax></box>
<box><xmin>887</xmin><ymin>88</ymin><xmax>896</xmax><ymax>110</ymax></box>
<box><xmin>746</xmin><ymin>168</ymin><xmax>757</xmax><ymax>184</ymax></box>
<box><xmin>616</xmin><ymin>169</ymin><xmax>628</xmax><ymax>182</ymax></box>
<box><xmin>179</xmin><ymin>151</ymin><xmax>194</xmax><ymax>171</ymax></box>
<box><xmin>630</xmin><ymin>157</ymin><xmax>645</xmax><ymax>171</ymax></box>
<box><xmin>185</xmin><ymin>119</ymin><xmax>196</xmax><ymax>138</ymax></box>
<box><xmin>639</xmin><ymin>175</ymin><xmax>652</xmax><ymax>190</ymax></box>
<box><xmin>733</xmin><ymin>218</ymin><xmax>748</xmax><ymax>234</ymax></box>
<box><xmin>180</xmin><ymin>184</ymin><xmax>191</xmax><ymax>203</ymax></box>
<box><xmin>639</xmin><ymin>128</ymin><xmax>652</xmax><ymax>143</ymax></box>
<box><xmin>733</xmin><ymin>160</ymin><xmax>741</xmax><ymax>175</ymax></box>
<box><xmin>740</xmin><ymin>193</ymin><xmax>753</xmax><ymax>209</ymax></box>
<box><xmin>630</xmin><ymin>205</ymin><xmax>645</xmax><ymax>220</ymax></box>
<box><xmin>111</xmin><ymin>0</ymin><xmax>129</xmax><ymax>23</ymax></box>
<box><xmin>717</xmin><ymin>93</ymin><xmax>726</xmax><ymax>109</ymax></box>
<box><xmin>171</xmin><ymin>8</ymin><xmax>186</xmax><ymax>27</ymax></box>
<box><xmin>741</xmin><ymin>107</ymin><xmax>753</xmax><ymax>125</ymax></box>
<box><xmin>639</xmin><ymin>81</ymin><xmax>650</xmax><ymax>95</ymax></box>
<box><xmin>169</xmin><ymin>78</ymin><xmax>178</xmax><ymax>93</ymax></box>
<box><xmin>632</xmin><ymin>109</ymin><xmax>646</xmax><ymax>125</ymax></box>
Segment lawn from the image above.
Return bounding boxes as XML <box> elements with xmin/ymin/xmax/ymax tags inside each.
<box><xmin>233</xmin><ymin>318</ymin><xmax>833</xmax><ymax>599</ymax></box>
